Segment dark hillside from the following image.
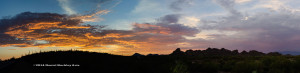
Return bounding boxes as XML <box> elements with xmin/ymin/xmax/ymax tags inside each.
<box><xmin>1</xmin><ymin>48</ymin><xmax>300</xmax><ymax>73</ymax></box>
<box><xmin>0</xmin><ymin>50</ymin><xmax>173</xmax><ymax>73</ymax></box>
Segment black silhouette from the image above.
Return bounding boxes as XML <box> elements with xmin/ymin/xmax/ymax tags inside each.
<box><xmin>1</xmin><ymin>47</ymin><xmax>299</xmax><ymax>73</ymax></box>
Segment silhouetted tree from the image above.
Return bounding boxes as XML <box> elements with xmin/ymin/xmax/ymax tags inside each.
<box><xmin>9</xmin><ymin>57</ymin><xmax>16</xmax><ymax>61</ymax></box>
<box><xmin>232</xmin><ymin>49</ymin><xmax>239</xmax><ymax>55</ymax></box>
<box><xmin>207</xmin><ymin>47</ymin><xmax>212</xmax><ymax>50</ymax></box>
<box><xmin>170</xmin><ymin>48</ymin><xmax>185</xmax><ymax>56</ymax></box>
<box><xmin>203</xmin><ymin>48</ymin><xmax>219</xmax><ymax>56</ymax></box>
<box><xmin>220</xmin><ymin>48</ymin><xmax>232</xmax><ymax>56</ymax></box>
<box><xmin>248</xmin><ymin>50</ymin><xmax>265</xmax><ymax>56</ymax></box>
<box><xmin>185</xmin><ymin>49</ymin><xmax>195</xmax><ymax>56</ymax></box>
<box><xmin>241</xmin><ymin>50</ymin><xmax>248</xmax><ymax>55</ymax></box>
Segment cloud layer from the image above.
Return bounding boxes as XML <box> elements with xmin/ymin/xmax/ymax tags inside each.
<box><xmin>0</xmin><ymin>12</ymin><xmax>200</xmax><ymax>54</ymax></box>
<box><xmin>197</xmin><ymin>0</ymin><xmax>300</xmax><ymax>52</ymax></box>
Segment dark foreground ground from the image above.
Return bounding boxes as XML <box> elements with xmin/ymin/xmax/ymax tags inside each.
<box><xmin>1</xmin><ymin>48</ymin><xmax>300</xmax><ymax>73</ymax></box>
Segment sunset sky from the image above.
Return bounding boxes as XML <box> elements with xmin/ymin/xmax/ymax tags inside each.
<box><xmin>1</xmin><ymin>0</ymin><xmax>300</xmax><ymax>60</ymax></box>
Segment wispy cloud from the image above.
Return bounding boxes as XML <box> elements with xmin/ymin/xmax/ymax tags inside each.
<box><xmin>57</xmin><ymin>0</ymin><xmax>77</xmax><ymax>15</ymax></box>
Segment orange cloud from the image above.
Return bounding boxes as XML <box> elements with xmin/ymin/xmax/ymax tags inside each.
<box><xmin>0</xmin><ymin>12</ymin><xmax>201</xmax><ymax>56</ymax></box>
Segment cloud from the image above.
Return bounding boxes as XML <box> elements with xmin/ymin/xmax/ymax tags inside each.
<box><xmin>0</xmin><ymin>6</ymin><xmax>119</xmax><ymax>49</ymax></box>
<box><xmin>1</xmin><ymin>0</ymin><xmax>200</xmax><ymax>55</ymax></box>
<box><xmin>132</xmin><ymin>0</ymin><xmax>163</xmax><ymax>14</ymax></box>
<box><xmin>0</xmin><ymin>12</ymin><xmax>95</xmax><ymax>47</ymax></box>
<box><xmin>178</xmin><ymin>16</ymin><xmax>200</xmax><ymax>27</ymax></box>
<box><xmin>169</xmin><ymin>0</ymin><xmax>193</xmax><ymax>12</ymax></box>
<box><xmin>70</xmin><ymin>10</ymin><xmax>110</xmax><ymax>22</ymax></box>
<box><xmin>126</xmin><ymin>14</ymin><xmax>200</xmax><ymax>50</ymax></box>
<box><xmin>133</xmin><ymin>14</ymin><xmax>200</xmax><ymax>36</ymax></box>
<box><xmin>254</xmin><ymin>0</ymin><xmax>284</xmax><ymax>11</ymax></box>
<box><xmin>57</xmin><ymin>0</ymin><xmax>77</xmax><ymax>15</ymax></box>
<box><xmin>214</xmin><ymin>0</ymin><xmax>242</xmax><ymax>17</ymax></box>
<box><xmin>235</xmin><ymin>0</ymin><xmax>251</xmax><ymax>4</ymax></box>
<box><xmin>199</xmin><ymin>6</ymin><xmax>300</xmax><ymax>52</ymax></box>
<box><xmin>57</xmin><ymin>0</ymin><xmax>120</xmax><ymax>22</ymax></box>
<box><xmin>0</xmin><ymin>12</ymin><xmax>201</xmax><ymax>55</ymax></box>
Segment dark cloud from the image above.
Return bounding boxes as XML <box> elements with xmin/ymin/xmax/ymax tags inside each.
<box><xmin>0</xmin><ymin>12</ymin><xmax>80</xmax><ymax>46</ymax></box>
<box><xmin>0</xmin><ymin>12</ymin><xmax>75</xmax><ymax>32</ymax></box>
<box><xmin>134</xmin><ymin>14</ymin><xmax>200</xmax><ymax>36</ymax></box>
<box><xmin>0</xmin><ymin>11</ymin><xmax>137</xmax><ymax>49</ymax></box>
<box><xmin>0</xmin><ymin>12</ymin><xmax>101</xmax><ymax>47</ymax></box>
<box><xmin>124</xmin><ymin>14</ymin><xmax>200</xmax><ymax>51</ymax></box>
<box><xmin>159</xmin><ymin>14</ymin><xmax>180</xmax><ymax>23</ymax></box>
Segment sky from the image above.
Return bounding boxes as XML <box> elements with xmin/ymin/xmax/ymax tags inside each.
<box><xmin>1</xmin><ymin>0</ymin><xmax>300</xmax><ymax>60</ymax></box>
